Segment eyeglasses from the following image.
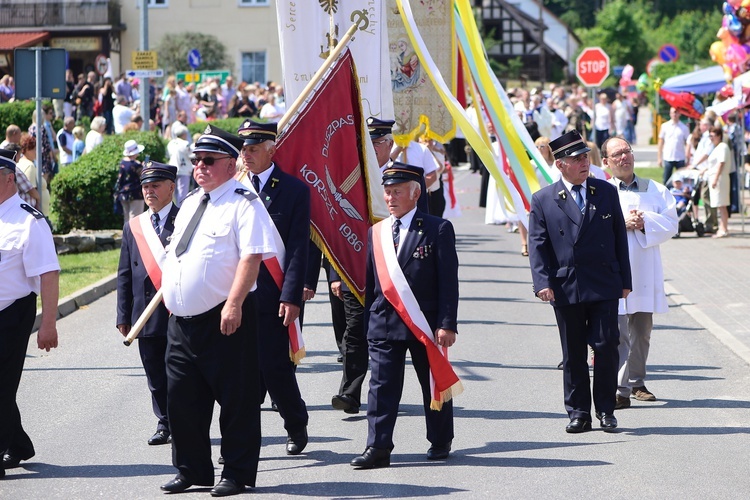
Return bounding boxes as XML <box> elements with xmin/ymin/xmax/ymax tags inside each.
<box><xmin>191</xmin><ymin>155</ymin><xmax>231</xmax><ymax>166</ymax></box>
<box><xmin>372</xmin><ymin>139</ymin><xmax>390</xmax><ymax>148</ymax></box>
<box><xmin>536</xmin><ymin>145</ymin><xmax>548</xmax><ymax>150</ymax></box>
<box><xmin>604</xmin><ymin>148</ymin><xmax>632</xmax><ymax>159</ymax></box>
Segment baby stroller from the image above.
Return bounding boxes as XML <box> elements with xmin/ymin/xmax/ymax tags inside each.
<box><xmin>676</xmin><ymin>193</ymin><xmax>705</xmax><ymax>237</ymax></box>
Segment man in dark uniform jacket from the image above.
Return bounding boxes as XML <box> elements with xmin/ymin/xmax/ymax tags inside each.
<box><xmin>329</xmin><ymin>117</ymin><xmax>398</xmax><ymax>415</ymax></box>
<box><xmin>116</xmin><ymin>161</ymin><xmax>179</xmax><ymax>445</ymax></box>
<box><xmin>528</xmin><ymin>130</ymin><xmax>632</xmax><ymax>434</ymax></box>
<box><xmin>351</xmin><ymin>163</ymin><xmax>460</xmax><ymax>469</ymax></box>
<box><xmin>237</xmin><ymin>120</ymin><xmax>311</xmax><ymax>456</ymax></box>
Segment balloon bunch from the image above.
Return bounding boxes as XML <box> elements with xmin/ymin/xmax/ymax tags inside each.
<box><xmin>710</xmin><ymin>0</ymin><xmax>750</xmax><ymax>81</ymax></box>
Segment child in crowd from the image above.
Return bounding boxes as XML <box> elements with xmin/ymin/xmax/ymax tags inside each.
<box><xmin>671</xmin><ymin>176</ymin><xmax>691</xmax><ymax>215</ymax></box>
<box><xmin>72</xmin><ymin>126</ymin><xmax>85</xmax><ymax>161</ymax></box>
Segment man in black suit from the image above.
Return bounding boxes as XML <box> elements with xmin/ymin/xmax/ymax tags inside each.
<box><xmin>116</xmin><ymin>161</ymin><xmax>179</xmax><ymax>445</ymax></box>
<box><xmin>528</xmin><ymin>130</ymin><xmax>632</xmax><ymax>433</ymax></box>
<box><xmin>237</xmin><ymin>120</ymin><xmax>310</xmax><ymax>456</ymax></box>
<box><xmin>351</xmin><ymin>163</ymin><xmax>460</xmax><ymax>469</ymax></box>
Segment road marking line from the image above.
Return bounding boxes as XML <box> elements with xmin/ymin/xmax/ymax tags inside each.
<box><xmin>665</xmin><ymin>282</ymin><xmax>750</xmax><ymax>366</ymax></box>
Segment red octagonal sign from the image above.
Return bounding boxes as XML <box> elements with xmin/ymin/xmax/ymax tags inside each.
<box><xmin>576</xmin><ymin>47</ymin><xmax>610</xmax><ymax>87</ymax></box>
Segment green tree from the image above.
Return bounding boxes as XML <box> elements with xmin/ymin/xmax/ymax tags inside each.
<box><xmin>575</xmin><ymin>0</ymin><xmax>651</xmax><ymax>73</ymax></box>
<box><xmin>155</xmin><ymin>32</ymin><xmax>230</xmax><ymax>75</ymax></box>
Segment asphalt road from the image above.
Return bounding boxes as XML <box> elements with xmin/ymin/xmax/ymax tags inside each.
<box><xmin>3</xmin><ymin>168</ymin><xmax>749</xmax><ymax>499</ymax></box>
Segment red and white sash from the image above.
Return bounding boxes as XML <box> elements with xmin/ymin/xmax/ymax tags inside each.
<box><xmin>372</xmin><ymin>219</ymin><xmax>463</xmax><ymax>410</ymax></box>
<box><xmin>130</xmin><ymin>212</ymin><xmax>166</xmax><ymax>290</ymax></box>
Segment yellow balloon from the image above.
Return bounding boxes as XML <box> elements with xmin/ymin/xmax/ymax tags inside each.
<box><xmin>710</xmin><ymin>41</ymin><xmax>727</xmax><ymax>64</ymax></box>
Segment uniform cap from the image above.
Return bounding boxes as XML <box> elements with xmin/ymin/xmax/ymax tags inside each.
<box><xmin>381</xmin><ymin>161</ymin><xmax>424</xmax><ymax>186</ymax></box>
<box><xmin>367</xmin><ymin>117</ymin><xmax>395</xmax><ymax>139</ymax></box>
<box><xmin>193</xmin><ymin>124</ymin><xmax>244</xmax><ymax>159</ymax></box>
<box><xmin>237</xmin><ymin>119</ymin><xmax>277</xmax><ymax>146</ymax></box>
<box><xmin>0</xmin><ymin>148</ymin><xmax>16</xmax><ymax>174</ymax></box>
<box><xmin>549</xmin><ymin>130</ymin><xmax>591</xmax><ymax>160</ymax></box>
<box><xmin>140</xmin><ymin>160</ymin><xmax>177</xmax><ymax>184</ymax></box>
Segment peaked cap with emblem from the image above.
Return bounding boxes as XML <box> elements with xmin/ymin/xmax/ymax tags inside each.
<box><xmin>549</xmin><ymin>130</ymin><xmax>591</xmax><ymax>160</ymax></box>
<box><xmin>367</xmin><ymin>117</ymin><xmax>395</xmax><ymax>139</ymax></box>
<box><xmin>193</xmin><ymin>124</ymin><xmax>244</xmax><ymax>159</ymax></box>
<box><xmin>0</xmin><ymin>148</ymin><xmax>17</xmax><ymax>174</ymax></box>
<box><xmin>381</xmin><ymin>161</ymin><xmax>424</xmax><ymax>186</ymax></box>
<box><xmin>140</xmin><ymin>160</ymin><xmax>177</xmax><ymax>184</ymax></box>
<box><xmin>237</xmin><ymin>119</ymin><xmax>277</xmax><ymax>146</ymax></box>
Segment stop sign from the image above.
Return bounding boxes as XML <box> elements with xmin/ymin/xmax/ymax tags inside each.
<box><xmin>576</xmin><ymin>47</ymin><xmax>610</xmax><ymax>87</ymax></box>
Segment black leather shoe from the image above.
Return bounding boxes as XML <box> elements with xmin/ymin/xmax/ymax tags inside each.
<box><xmin>286</xmin><ymin>428</ymin><xmax>308</xmax><ymax>455</ymax></box>
<box><xmin>148</xmin><ymin>430</ymin><xmax>170</xmax><ymax>445</ymax></box>
<box><xmin>210</xmin><ymin>478</ymin><xmax>244</xmax><ymax>497</ymax></box>
<box><xmin>427</xmin><ymin>441</ymin><xmax>452</xmax><ymax>460</ymax></box>
<box><xmin>337</xmin><ymin>355</ymin><xmax>344</xmax><ymax>363</ymax></box>
<box><xmin>596</xmin><ymin>412</ymin><xmax>618</xmax><ymax>432</ymax></box>
<box><xmin>332</xmin><ymin>394</ymin><xmax>360</xmax><ymax>414</ymax></box>
<box><xmin>350</xmin><ymin>447</ymin><xmax>391</xmax><ymax>468</ymax></box>
<box><xmin>217</xmin><ymin>455</ymin><xmax>225</xmax><ymax>465</ymax></box>
<box><xmin>2</xmin><ymin>453</ymin><xmax>31</xmax><ymax>469</ymax></box>
<box><xmin>271</xmin><ymin>401</ymin><xmax>279</xmax><ymax>412</ymax></box>
<box><xmin>565</xmin><ymin>418</ymin><xmax>592</xmax><ymax>433</ymax></box>
<box><xmin>160</xmin><ymin>476</ymin><xmax>192</xmax><ymax>493</ymax></box>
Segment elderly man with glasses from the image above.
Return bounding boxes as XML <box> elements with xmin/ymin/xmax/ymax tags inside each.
<box><xmin>602</xmin><ymin>137</ymin><xmax>678</xmax><ymax>409</ymax></box>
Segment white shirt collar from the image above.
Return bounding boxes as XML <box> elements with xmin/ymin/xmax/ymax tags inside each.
<box><xmin>249</xmin><ymin>162</ymin><xmax>275</xmax><ymax>192</ymax></box>
<box><xmin>391</xmin><ymin>205</ymin><xmax>418</xmax><ymax>229</ymax></box>
<box><xmin>561</xmin><ymin>177</ymin><xmax>587</xmax><ymax>196</ymax></box>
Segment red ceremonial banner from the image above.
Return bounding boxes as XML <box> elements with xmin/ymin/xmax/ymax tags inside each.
<box><xmin>274</xmin><ymin>50</ymin><xmax>373</xmax><ymax>301</ymax></box>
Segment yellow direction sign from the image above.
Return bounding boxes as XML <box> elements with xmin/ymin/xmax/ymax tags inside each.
<box><xmin>131</xmin><ymin>51</ymin><xmax>158</xmax><ymax>70</ymax></box>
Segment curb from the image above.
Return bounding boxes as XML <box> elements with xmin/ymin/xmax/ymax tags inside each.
<box><xmin>33</xmin><ymin>273</ymin><xmax>118</xmax><ymax>332</ymax></box>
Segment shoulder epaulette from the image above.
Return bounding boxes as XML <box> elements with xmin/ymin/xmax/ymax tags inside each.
<box><xmin>20</xmin><ymin>203</ymin><xmax>44</xmax><ymax>220</ymax></box>
<box><xmin>183</xmin><ymin>187</ymin><xmax>201</xmax><ymax>200</ymax></box>
<box><xmin>235</xmin><ymin>188</ymin><xmax>258</xmax><ymax>202</ymax></box>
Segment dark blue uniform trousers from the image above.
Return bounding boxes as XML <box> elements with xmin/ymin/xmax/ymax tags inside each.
<box><xmin>554</xmin><ymin>299</ymin><xmax>620</xmax><ymax>420</ymax></box>
<box><xmin>366</xmin><ymin>336</ymin><xmax>454</xmax><ymax>450</ymax></box>
<box><xmin>138</xmin><ymin>336</ymin><xmax>168</xmax><ymax>433</ymax></box>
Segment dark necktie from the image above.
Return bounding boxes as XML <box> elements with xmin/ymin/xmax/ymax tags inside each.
<box><xmin>572</xmin><ymin>185</ymin><xmax>585</xmax><ymax>213</ymax></box>
<box><xmin>252</xmin><ymin>174</ymin><xmax>261</xmax><ymax>193</ymax></box>
<box><xmin>392</xmin><ymin>218</ymin><xmax>401</xmax><ymax>252</ymax></box>
<box><xmin>174</xmin><ymin>193</ymin><xmax>209</xmax><ymax>257</ymax></box>
<box><xmin>150</xmin><ymin>212</ymin><xmax>161</xmax><ymax>237</ymax></box>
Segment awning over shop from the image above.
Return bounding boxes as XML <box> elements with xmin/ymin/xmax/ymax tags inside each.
<box><xmin>661</xmin><ymin>65</ymin><xmax>727</xmax><ymax>94</ymax></box>
<box><xmin>0</xmin><ymin>32</ymin><xmax>50</xmax><ymax>51</ymax></box>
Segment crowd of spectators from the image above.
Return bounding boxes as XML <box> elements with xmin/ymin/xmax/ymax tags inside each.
<box><xmin>0</xmin><ymin>70</ymin><xmax>286</xmax><ymax>216</ymax></box>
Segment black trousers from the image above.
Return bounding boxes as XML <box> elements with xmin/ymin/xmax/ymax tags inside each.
<box><xmin>138</xmin><ymin>335</ymin><xmax>169</xmax><ymax>433</ymax></box>
<box><xmin>254</xmin><ymin>294</ymin><xmax>308</xmax><ymax>436</ymax></box>
<box><xmin>554</xmin><ymin>300</ymin><xmax>620</xmax><ymax>420</ymax></box>
<box><xmin>366</xmin><ymin>336</ymin><xmax>454</xmax><ymax>450</ymax></box>
<box><xmin>322</xmin><ymin>258</ymin><xmax>346</xmax><ymax>356</ymax></box>
<box><xmin>0</xmin><ymin>293</ymin><xmax>37</xmax><ymax>461</ymax></box>
<box><xmin>166</xmin><ymin>299</ymin><xmax>260</xmax><ymax>487</ymax></box>
<box><xmin>428</xmin><ymin>182</ymin><xmax>446</xmax><ymax>218</ymax></box>
<box><xmin>337</xmin><ymin>291</ymin><xmax>367</xmax><ymax>405</ymax></box>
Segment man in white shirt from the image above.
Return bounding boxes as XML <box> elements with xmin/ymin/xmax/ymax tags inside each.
<box><xmin>657</xmin><ymin>107</ymin><xmax>690</xmax><ymax>185</ymax></box>
<box><xmin>112</xmin><ymin>96</ymin><xmax>134</xmax><ymax>134</ymax></box>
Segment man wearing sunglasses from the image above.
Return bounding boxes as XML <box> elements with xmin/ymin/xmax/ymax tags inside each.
<box><xmin>159</xmin><ymin>125</ymin><xmax>277</xmax><ymax>497</ymax></box>
<box><xmin>235</xmin><ymin>119</ymin><xmax>314</xmax><ymax>458</ymax></box>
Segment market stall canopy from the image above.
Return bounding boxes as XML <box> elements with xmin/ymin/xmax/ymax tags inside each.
<box><xmin>661</xmin><ymin>65</ymin><xmax>727</xmax><ymax>94</ymax></box>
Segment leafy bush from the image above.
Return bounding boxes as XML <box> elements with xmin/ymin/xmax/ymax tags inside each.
<box><xmin>0</xmin><ymin>100</ymin><xmax>38</xmax><ymax>132</ymax></box>
<box><xmin>51</xmin><ymin>131</ymin><xmax>166</xmax><ymax>233</ymax></box>
<box><xmin>186</xmin><ymin>117</ymin><xmax>246</xmax><ymax>137</ymax></box>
